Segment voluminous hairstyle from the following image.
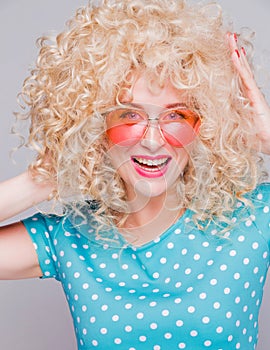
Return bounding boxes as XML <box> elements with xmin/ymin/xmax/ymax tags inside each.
<box><xmin>17</xmin><ymin>0</ymin><xmax>265</xmax><ymax>234</ymax></box>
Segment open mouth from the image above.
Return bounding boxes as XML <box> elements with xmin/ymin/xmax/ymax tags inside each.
<box><xmin>131</xmin><ymin>156</ymin><xmax>171</xmax><ymax>172</ymax></box>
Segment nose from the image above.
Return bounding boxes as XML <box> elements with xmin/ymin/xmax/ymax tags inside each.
<box><xmin>140</xmin><ymin>120</ymin><xmax>166</xmax><ymax>152</ymax></box>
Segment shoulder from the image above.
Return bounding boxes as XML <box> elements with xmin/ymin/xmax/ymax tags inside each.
<box><xmin>246</xmin><ymin>182</ymin><xmax>270</xmax><ymax>210</ymax></box>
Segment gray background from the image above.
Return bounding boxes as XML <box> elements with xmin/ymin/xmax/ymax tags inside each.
<box><xmin>0</xmin><ymin>0</ymin><xmax>269</xmax><ymax>349</ymax></box>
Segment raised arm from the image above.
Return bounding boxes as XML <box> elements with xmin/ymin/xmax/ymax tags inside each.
<box><xmin>0</xmin><ymin>170</ymin><xmax>53</xmax><ymax>222</ymax></box>
<box><xmin>228</xmin><ymin>32</ymin><xmax>270</xmax><ymax>154</ymax></box>
<box><xmin>0</xmin><ymin>171</ymin><xmax>54</xmax><ymax>279</ymax></box>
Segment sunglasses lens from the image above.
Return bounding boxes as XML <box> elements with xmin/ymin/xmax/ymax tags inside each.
<box><xmin>106</xmin><ymin>123</ymin><xmax>147</xmax><ymax>146</ymax></box>
<box><xmin>106</xmin><ymin>109</ymin><xmax>147</xmax><ymax>146</ymax></box>
<box><xmin>161</xmin><ymin>120</ymin><xmax>200</xmax><ymax>147</ymax></box>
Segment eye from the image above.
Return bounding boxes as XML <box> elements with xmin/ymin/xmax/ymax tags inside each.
<box><xmin>163</xmin><ymin>110</ymin><xmax>187</xmax><ymax>121</ymax></box>
<box><xmin>119</xmin><ymin>110</ymin><xmax>144</xmax><ymax>122</ymax></box>
<box><xmin>162</xmin><ymin>109</ymin><xmax>198</xmax><ymax>122</ymax></box>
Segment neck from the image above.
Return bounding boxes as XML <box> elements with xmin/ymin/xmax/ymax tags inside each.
<box><xmin>120</xmin><ymin>191</ymin><xmax>185</xmax><ymax>246</ymax></box>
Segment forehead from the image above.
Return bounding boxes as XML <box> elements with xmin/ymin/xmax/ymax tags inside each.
<box><xmin>122</xmin><ymin>74</ymin><xmax>186</xmax><ymax>107</ymax></box>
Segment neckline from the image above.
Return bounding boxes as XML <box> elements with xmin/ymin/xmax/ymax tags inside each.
<box><xmin>117</xmin><ymin>208</ymin><xmax>192</xmax><ymax>250</ymax></box>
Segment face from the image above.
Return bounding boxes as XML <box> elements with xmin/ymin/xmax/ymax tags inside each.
<box><xmin>107</xmin><ymin>74</ymin><xmax>199</xmax><ymax>202</ymax></box>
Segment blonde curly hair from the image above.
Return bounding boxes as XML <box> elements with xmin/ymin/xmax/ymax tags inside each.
<box><xmin>17</xmin><ymin>0</ymin><xmax>265</xmax><ymax>232</ymax></box>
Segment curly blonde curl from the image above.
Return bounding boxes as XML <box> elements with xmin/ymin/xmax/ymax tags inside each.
<box><xmin>17</xmin><ymin>0</ymin><xmax>266</xmax><ymax>234</ymax></box>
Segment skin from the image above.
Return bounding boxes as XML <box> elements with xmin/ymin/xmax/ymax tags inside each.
<box><xmin>0</xmin><ymin>32</ymin><xmax>270</xmax><ymax>277</ymax></box>
<box><xmin>108</xmin><ymin>75</ymin><xmax>195</xmax><ymax>244</ymax></box>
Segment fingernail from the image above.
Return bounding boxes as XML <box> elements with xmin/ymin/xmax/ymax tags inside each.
<box><xmin>233</xmin><ymin>33</ymin><xmax>238</xmax><ymax>42</ymax></box>
<box><xmin>241</xmin><ymin>47</ymin><xmax>246</xmax><ymax>56</ymax></box>
<box><xmin>235</xmin><ymin>49</ymin><xmax>240</xmax><ymax>58</ymax></box>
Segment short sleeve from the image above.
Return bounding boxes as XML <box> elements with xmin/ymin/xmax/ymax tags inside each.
<box><xmin>22</xmin><ymin>213</ymin><xmax>60</xmax><ymax>280</ymax></box>
<box><xmin>250</xmin><ymin>183</ymin><xmax>270</xmax><ymax>248</ymax></box>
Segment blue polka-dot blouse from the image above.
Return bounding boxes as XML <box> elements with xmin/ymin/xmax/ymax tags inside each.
<box><xmin>22</xmin><ymin>183</ymin><xmax>270</xmax><ymax>350</ymax></box>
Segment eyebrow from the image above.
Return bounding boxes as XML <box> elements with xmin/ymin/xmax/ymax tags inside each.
<box><xmin>121</xmin><ymin>102</ymin><xmax>189</xmax><ymax>109</ymax></box>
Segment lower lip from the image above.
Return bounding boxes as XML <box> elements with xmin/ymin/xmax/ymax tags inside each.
<box><xmin>132</xmin><ymin>159</ymin><xmax>170</xmax><ymax>178</ymax></box>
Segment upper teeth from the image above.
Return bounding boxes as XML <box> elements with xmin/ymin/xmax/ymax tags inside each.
<box><xmin>134</xmin><ymin>157</ymin><xmax>168</xmax><ymax>166</ymax></box>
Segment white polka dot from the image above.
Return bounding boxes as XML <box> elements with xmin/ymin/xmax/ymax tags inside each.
<box><xmin>167</xmin><ymin>242</ymin><xmax>174</xmax><ymax>249</ymax></box>
<box><xmin>199</xmin><ymin>292</ymin><xmax>207</xmax><ymax>300</ymax></box>
<box><xmin>210</xmin><ymin>279</ymin><xmax>217</xmax><ymax>286</ymax></box>
<box><xmin>150</xmin><ymin>322</ymin><xmax>158</xmax><ymax>329</ymax></box>
<box><xmin>161</xmin><ymin>309</ymin><xmax>170</xmax><ymax>317</ymax></box>
<box><xmin>145</xmin><ymin>251</ymin><xmax>152</xmax><ymax>258</ymax></box>
<box><xmin>234</xmin><ymin>272</ymin><xmax>240</xmax><ymax>280</ymax></box>
<box><xmin>137</xmin><ymin>312</ymin><xmax>144</xmax><ymax>319</ymax></box>
<box><xmin>204</xmin><ymin>340</ymin><xmax>212</xmax><ymax>347</ymax></box>
<box><xmin>91</xmin><ymin>294</ymin><xmax>99</xmax><ymax>301</ymax></box>
<box><xmin>173</xmin><ymin>264</ymin><xmax>180</xmax><ymax>270</ymax></box>
<box><xmin>243</xmin><ymin>258</ymin><xmax>250</xmax><ymax>265</ymax></box>
<box><xmin>175</xmin><ymin>298</ymin><xmax>182</xmax><ymax>304</ymax></box>
<box><xmin>229</xmin><ymin>250</ymin><xmax>237</xmax><ymax>257</ymax></box>
<box><xmin>164</xmin><ymin>333</ymin><xmax>172</xmax><ymax>339</ymax></box>
<box><xmin>112</xmin><ymin>315</ymin><xmax>119</xmax><ymax>322</ymax></box>
<box><xmin>125</xmin><ymin>325</ymin><xmax>132</xmax><ymax>332</ymax></box>
<box><xmin>82</xmin><ymin>283</ymin><xmax>89</xmax><ymax>290</ymax></box>
<box><xmin>235</xmin><ymin>297</ymin><xmax>241</xmax><ymax>304</ymax></box>
<box><xmin>252</xmin><ymin>242</ymin><xmax>259</xmax><ymax>250</ymax></box>
<box><xmin>160</xmin><ymin>257</ymin><xmax>167</xmax><ymax>264</ymax></box>
<box><xmin>202</xmin><ymin>316</ymin><xmax>210</xmax><ymax>324</ymax></box>
<box><xmin>149</xmin><ymin>301</ymin><xmax>157</xmax><ymax>307</ymax></box>
<box><xmin>139</xmin><ymin>335</ymin><xmax>146</xmax><ymax>342</ymax></box>
<box><xmin>181</xmin><ymin>248</ymin><xmax>188</xmax><ymax>255</ymax></box>
<box><xmin>178</xmin><ymin>343</ymin><xmax>186</xmax><ymax>349</ymax></box>
<box><xmin>101</xmin><ymin>305</ymin><xmax>108</xmax><ymax>311</ymax></box>
<box><xmin>213</xmin><ymin>302</ymin><xmax>221</xmax><ymax>309</ymax></box>
<box><xmin>245</xmin><ymin>220</ymin><xmax>252</xmax><ymax>227</ymax></box>
<box><xmin>174</xmin><ymin>228</ymin><xmax>181</xmax><ymax>234</ymax></box>
<box><xmin>185</xmin><ymin>268</ymin><xmax>192</xmax><ymax>275</ymax></box>
<box><xmin>220</xmin><ymin>264</ymin><xmax>227</xmax><ymax>271</ymax></box>
<box><xmin>132</xmin><ymin>274</ymin><xmax>139</xmax><ymax>280</ymax></box>
<box><xmin>226</xmin><ymin>312</ymin><xmax>232</xmax><ymax>319</ymax></box>
<box><xmin>114</xmin><ymin>338</ymin><xmax>122</xmax><ymax>344</ymax></box>
<box><xmin>263</xmin><ymin>206</ymin><xmax>269</xmax><ymax>213</ymax></box>
<box><xmin>176</xmin><ymin>320</ymin><xmax>184</xmax><ymax>327</ymax></box>
<box><xmin>100</xmin><ymin>328</ymin><xmax>107</xmax><ymax>334</ymax></box>
<box><xmin>90</xmin><ymin>316</ymin><xmax>96</xmax><ymax>323</ymax></box>
<box><xmin>187</xmin><ymin>306</ymin><xmax>195</xmax><ymax>313</ymax></box>
<box><xmin>238</xmin><ymin>235</ymin><xmax>245</xmax><ymax>242</ymax></box>
<box><xmin>193</xmin><ymin>254</ymin><xmax>200</xmax><ymax>261</ymax></box>
<box><xmin>224</xmin><ymin>287</ymin><xmax>231</xmax><ymax>294</ymax></box>
<box><xmin>125</xmin><ymin>303</ymin><xmax>133</xmax><ymax>310</ymax></box>
<box><xmin>153</xmin><ymin>272</ymin><xmax>160</xmax><ymax>279</ymax></box>
<box><xmin>190</xmin><ymin>330</ymin><xmax>198</xmax><ymax>337</ymax></box>
<box><xmin>122</xmin><ymin>264</ymin><xmax>129</xmax><ymax>270</ymax></box>
<box><xmin>216</xmin><ymin>326</ymin><xmax>223</xmax><ymax>334</ymax></box>
<box><xmin>74</xmin><ymin>272</ymin><xmax>80</xmax><ymax>278</ymax></box>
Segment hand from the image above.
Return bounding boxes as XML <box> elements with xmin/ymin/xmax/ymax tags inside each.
<box><xmin>228</xmin><ymin>32</ymin><xmax>270</xmax><ymax>154</ymax></box>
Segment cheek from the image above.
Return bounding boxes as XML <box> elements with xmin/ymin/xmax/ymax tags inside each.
<box><xmin>107</xmin><ymin>144</ymin><xmax>131</xmax><ymax>173</ymax></box>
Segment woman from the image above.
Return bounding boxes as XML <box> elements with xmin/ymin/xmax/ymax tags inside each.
<box><xmin>1</xmin><ymin>0</ymin><xmax>270</xmax><ymax>349</ymax></box>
